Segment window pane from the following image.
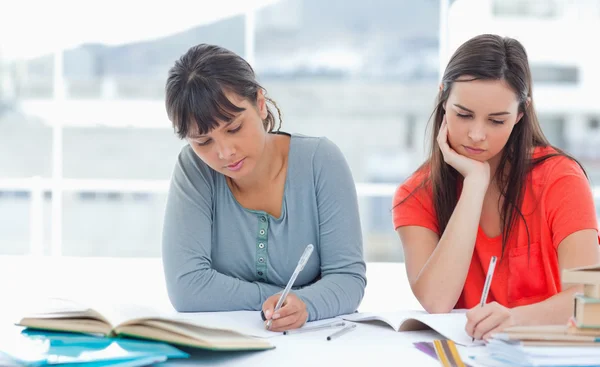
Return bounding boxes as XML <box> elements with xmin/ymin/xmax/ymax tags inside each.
<box><xmin>255</xmin><ymin>0</ymin><xmax>440</xmax><ymax>262</ymax></box>
<box><xmin>61</xmin><ymin>192</ymin><xmax>166</xmax><ymax>257</ymax></box>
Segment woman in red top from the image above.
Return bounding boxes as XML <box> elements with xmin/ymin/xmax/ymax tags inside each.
<box><xmin>392</xmin><ymin>34</ymin><xmax>600</xmax><ymax>340</ymax></box>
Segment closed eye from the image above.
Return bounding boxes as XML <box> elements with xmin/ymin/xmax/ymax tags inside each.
<box><xmin>457</xmin><ymin>113</ymin><xmax>472</xmax><ymax>119</ymax></box>
<box><xmin>228</xmin><ymin>123</ymin><xmax>243</xmax><ymax>133</ymax></box>
<box><xmin>195</xmin><ymin>139</ymin><xmax>211</xmax><ymax>146</ymax></box>
<box><xmin>490</xmin><ymin>119</ymin><xmax>504</xmax><ymax>125</ymax></box>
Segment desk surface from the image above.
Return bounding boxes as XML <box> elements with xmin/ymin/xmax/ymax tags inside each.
<box><xmin>0</xmin><ymin>256</ymin><xmax>477</xmax><ymax>367</ymax></box>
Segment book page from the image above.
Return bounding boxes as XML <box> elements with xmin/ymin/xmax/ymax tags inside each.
<box><xmin>92</xmin><ymin>303</ymin><xmax>163</xmax><ymax>329</ymax></box>
<box><xmin>342</xmin><ymin>311</ymin><xmax>480</xmax><ymax>346</ymax></box>
<box><xmin>164</xmin><ymin>310</ymin><xmax>344</xmax><ymax>339</ymax></box>
<box><xmin>342</xmin><ymin>310</ymin><xmax>426</xmax><ymax>331</ymax></box>
<box><xmin>166</xmin><ymin>311</ymin><xmax>281</xmax><ymax>338</ymax></box>
<box><xmin>117</xmin><ymin>321</ymin><xmax>274</xmax><ymax>350</ymax></box>
<box><xmin>22</xmin><ymin>298</ymin><xmax>100</xmax><ymax>319</ymax></box>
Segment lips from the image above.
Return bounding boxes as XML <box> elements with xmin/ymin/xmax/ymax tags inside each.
<box><xmin>224</xmin><ymin>157</ymin><xmax>246</xmax><ymax>171</ymax></box>
<box><xmin>463</xmin><ymin>145</ymin><xmax>485</xmax><ymax>154</ymax></box>
<box><xmin>227</xmin><ymin>158</ymin><xmax>244</xmax><ymax>168</ymax></box>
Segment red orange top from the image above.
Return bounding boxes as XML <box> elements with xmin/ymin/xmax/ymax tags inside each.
<box><xmin>392</xmin><ymin>147</ymin><xmax>599</xmax><ymax>308</ymax></box>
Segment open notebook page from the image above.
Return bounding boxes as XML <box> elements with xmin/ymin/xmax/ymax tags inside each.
<box><xmin>342</xmin><ymin>311</ymin><xmax>481</xmax><ymax>346</ymax></box>
<box><xmin>170</xmin><ymin>311</ymin><xmax>343</xmax><ymax>338</ymax></box>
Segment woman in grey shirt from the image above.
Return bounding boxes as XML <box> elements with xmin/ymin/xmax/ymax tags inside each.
<box><xmin>162</xmin><ymin>44</ymin><xmax>366</xmax><ymax>332</ymax></box>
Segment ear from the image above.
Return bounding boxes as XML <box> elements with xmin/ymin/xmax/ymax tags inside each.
<box><xmin>516</xmin><ymin>97</ymin><xmax>531</xmax><ymax>124</ymax></box>
<box><xmin>256</xmin><ymin>89</ymin><xmax>269</xmax><ymax>120</ymax></box>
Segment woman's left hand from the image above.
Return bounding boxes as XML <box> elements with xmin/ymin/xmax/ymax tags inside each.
<box><xmin>262</xmin><ymin>292</ymin><xmax>308</xmax><ymax>332</ymax></box>
<box><xmin>466</xmin><ymin>302</ymin><xmax>518</xmax><ymax>341</ymax></box>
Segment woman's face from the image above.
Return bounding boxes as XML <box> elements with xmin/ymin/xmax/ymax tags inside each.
<box><xmin>444</xmin><ymin>78</ymin><xmax>524</xmax><ymax>164</ymax></box>
<box><xmin>186</xmin><ymin>90</ymin><xmax>269</xmax><ymax>180</ymax></box>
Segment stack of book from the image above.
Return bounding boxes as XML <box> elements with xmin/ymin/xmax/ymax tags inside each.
<box><xmin>563</xmin><ymin>263</ymin><xmax>600</xmax><ymax>332</ymax></box>
<box><xmin>472</xmin><ymin>264</ymin><xmax>600</xmax><ymax>367</ymax></box>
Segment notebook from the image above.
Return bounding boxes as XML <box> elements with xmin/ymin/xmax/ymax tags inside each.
<box><xmin>483</xmin><ymin>338</ymin><xmax>600</xmax><ymax>366</ymax></box>
<box><xmin>342</xmin><ymin>310</ymin><xmax>481</xmax><ymax>346</ymax></box>
<box><xmin>16</xmin><ymin>298</ymin><xmax>274</xmax><ymax>352</ymax></box>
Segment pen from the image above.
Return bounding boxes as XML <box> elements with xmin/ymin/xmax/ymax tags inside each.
<box><xmin>326</xmin><ymin>323</ymin><xmax>357</xmax><ymax>341</ymax></box>
<box><xmin>283</xmin><ymin>321</ymin><xmax>346</xmax><ymax>335</ymax></box>
<box><xmin>265</xmin><ymin>244</ymin><xmax>314</xmax><ymax>330</ymax></box>
<box><xmin>473</xmin><ymin>255</ymin><xmax>497</xmax><ymax>341</ymax></box>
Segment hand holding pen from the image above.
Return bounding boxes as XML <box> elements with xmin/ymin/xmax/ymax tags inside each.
<box><xmin>262</xmin><ymin>244</ymin><xmax>314</xmax><ymax>332</ymax></box>
<box><xmin>466</xmin><ymin>255</ymin><xmax>498</xmax><ymax>341</ymax></box>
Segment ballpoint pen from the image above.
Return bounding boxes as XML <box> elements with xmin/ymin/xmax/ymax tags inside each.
<box><xmin>283</xmin><ymin>321</ymin><xmax>346</xmax><ymax>335</ymax></box>
<box><xmin>473</xmin><ymin>255</ymin><xmax>497</xmax><ymax>342</ymax></box>
<box><xmin>265</xmin><ymin>244</ymin><xmax>314</xmax><ymax>330</ymax></box>
<box><xmin>326</xmin><ymin>323</ymin><xmax>357</xmax><ymax>341</ymax></box>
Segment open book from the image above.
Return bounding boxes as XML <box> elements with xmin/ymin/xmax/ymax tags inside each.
<box><xmin>16</xmin><ymin>298</ymin><xmax>274</xmax><ymax>351</ymax></box>
<box><xmin>342</xmin><ymin>310</ymin><xmax>481</xmax><ymax>346</ymax></box>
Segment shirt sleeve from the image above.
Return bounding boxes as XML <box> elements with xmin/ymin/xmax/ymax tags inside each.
<box><xmin>544</xmin><ymin>159</ymin><xmax>599</xmax><ymax>249</ymax></box>
<box><xmin>161</xmin><ymin>146</ymin><xmax>283</xmax><ymax>312</ymax></box>
<box><xmin>391</xmin><ymin>173</ymin><xmax>439</xmax><ymax>235</ymax></box>
<box><xmin>293</xmin><ymin>138</ymin><xmax>367</xmax><ymax>321</ymax></box>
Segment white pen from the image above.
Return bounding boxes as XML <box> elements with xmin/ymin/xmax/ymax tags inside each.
<box><xmin>479</xmin><ymin>256</ymin><xmax>497</xmax><ymax>308</ymax></box>
<box><xmin>326</xmin><ymin>323</ymin><xmax>357</xmax><ymax>341</ymax></box>
<box><xmin>283</xmin><ymin>321</ymin><xmax>346</xmax><ymax>335</ymax></box>
<box><xmin>473</xmin><ymin>255</ymin><xmax>497</xmax><ymax>341</ymax></box>
<box><xmin>265</xmin><ymin>244</ymin><xmax>314</xmax><ymax>330</ymax></box>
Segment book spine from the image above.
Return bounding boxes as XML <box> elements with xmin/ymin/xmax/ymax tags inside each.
<box><xmin>585</xmin><ymin>284</ymin><xmax>600</xmax><ymax>299</ymax></box>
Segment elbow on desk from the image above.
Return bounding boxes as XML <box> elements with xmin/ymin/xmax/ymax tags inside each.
<box><xmin>165</xmin><ymin>276</ymin><xmax>213</xmax><ymax>313</ymax></box>
<box><xmin>412</xmin><ymin>288</ymin><xmax>455</xmax><ymax>314</ymax></box>
<box><xmin>422</xmin><ymin>303</ymin><xmax>455</xmax><ymax>314</ymax></box>
<box><xmin>167</xmin><ymin>285</ymin><xmax>200</xmax><ymax>312</ymax></box>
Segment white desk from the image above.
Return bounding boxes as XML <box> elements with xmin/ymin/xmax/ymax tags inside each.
<box><xmin>0</xmin><ymin>256</ymin><xmax>478</xmax><ymax>367</ymax></box>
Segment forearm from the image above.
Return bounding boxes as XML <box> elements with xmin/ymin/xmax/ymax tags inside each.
<box><xmin>294</xmin><ymin>271</ymin><xmax>366</xmax><ymax>321</ymax></box>
<box><xmin>512</xmin><ymin>286</ymin><xmax>582</xmax><ymax>326</ymax></box>
<box><xmin>412</xmin><ymin>178</ymin><xmax>487</xmax><ymax>313</ymax></box>
<box><xmin>165</xmin><ymin>265</ymin><xmax>283</xmax><ymax>312</ymax></box>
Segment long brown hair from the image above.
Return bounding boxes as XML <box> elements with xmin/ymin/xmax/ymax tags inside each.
<box><xmin>405</xmin><ymin>34</ymin><xmax>584</xmax><ymax>256</ymax></box>
<box><xmin>165</xmin><ymin>44</ymin><xmax>282</xmax><ymax>139</ymax></box>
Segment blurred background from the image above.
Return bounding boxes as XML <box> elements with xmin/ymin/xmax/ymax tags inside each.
<box><xmin>1</xmin><ymin>0</ymin><xmax>599</xmax><ymax>261</ymax></box>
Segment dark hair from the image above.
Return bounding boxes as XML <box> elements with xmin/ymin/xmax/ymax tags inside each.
<box><xmin>165</xmin><ymin>44</ymin><xmax>282</xmax><ymax>139</ymax></box>
<box><xmin>402</xmin><ymin>34</ymin><xmax>585</xmax><ymax>257</ymax></box>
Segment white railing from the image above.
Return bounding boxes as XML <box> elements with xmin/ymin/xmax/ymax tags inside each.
<box><xmin>0</xmin><ymin>177</ymin><xmax>402</xmax><ymax>256</ymax></box>
<box><xmin>2</xmin><ymin>176</ymin><xmax>600</xmax><ymax>256</ymax></box>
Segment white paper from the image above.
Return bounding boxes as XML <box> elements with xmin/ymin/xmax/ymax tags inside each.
<box><xmin>172</xmin><ymin>310</ymin><xmax>343</xmax><ymax>338</ymax></box>
<box><xmin>342</xmin><ymin>310</ymin><xmax>480</xmax><ymax>346</ymax></box>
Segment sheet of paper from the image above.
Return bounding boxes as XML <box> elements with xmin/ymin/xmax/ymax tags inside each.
<box><xmin>343</xmin><ymin>311</ymin><xmax>480</xmax><ymax>346</ymax></box>
<box><xmin>171</xmin><ymin>310</ymin><xmax>342</xmax><ymax>338</ymax></box>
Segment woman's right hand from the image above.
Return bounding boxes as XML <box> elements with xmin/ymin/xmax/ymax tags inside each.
<box><xmin>437</xmin><ymin>116</ymin><xmax>491</xmax><ymax>185</ymax></box>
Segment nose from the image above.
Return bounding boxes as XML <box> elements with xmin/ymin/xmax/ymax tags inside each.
<box><xmin>468</xmin><ymin>122</ymin><xmax>486</xmax><ymax>143</ymax></box>
<box><xmin>216</xmin><ymin>139</ymin><xmax>236</xmax><ymax>160</ymax></box>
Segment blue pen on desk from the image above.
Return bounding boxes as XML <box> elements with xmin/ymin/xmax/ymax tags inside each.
<box><xmin>265</xmin><ymin>244</ymin><xmax>314</xmax><ymax>330</ymax></box>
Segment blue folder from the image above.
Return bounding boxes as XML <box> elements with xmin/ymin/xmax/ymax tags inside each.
<box><xmin>0</xmin><ymin>329</ymin><xmax>188</xmax><ymax>366</ymax></box>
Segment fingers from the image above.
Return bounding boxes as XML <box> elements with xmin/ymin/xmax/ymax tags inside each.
<box><xmin>268</xmin><ymin>311</ymin><xmax>307</xmax><ymax>332</ymax></box>
<box><xmin>271</xmin><ymin>299</ymin><xmax>297</xmax><ymax>320</ymax></box>
<box><xmin>471</xmin><ymin>311</ymin><xmax>506</xmax><ymax>340</ymax></box>
<box><xmin>437</xmin><ymin>116</ymin><xmax>454</xmax><ymax>160</ymax></box>
<box><xmin>481</xmin><ymin>323</ymin><xmax>508</xmax><ymax>341</ymax></box>
<box><xmin>261</xmin><ymin>294</ymin><xmax>279</xmax><ymax>321</ymax></box>
<box><xmin>465</xmin><ymin>305</ymin><xmax>493</xmax><ymax>337</ymax></box>
<box><xmin>263</xmin><ymin>294</ymin><xmax>308</xmax><ymax>332</ymax></box>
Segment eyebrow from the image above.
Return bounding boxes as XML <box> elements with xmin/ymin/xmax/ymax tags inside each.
<box><xmin>188</xmin><ymin>114</ymin><xmax>242</xmax><ymax>139</ymax></box>
<box><xmin>453</xmin><ymin>104</ymin><xmax>510</xmax><ymax>116</ymax></box>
